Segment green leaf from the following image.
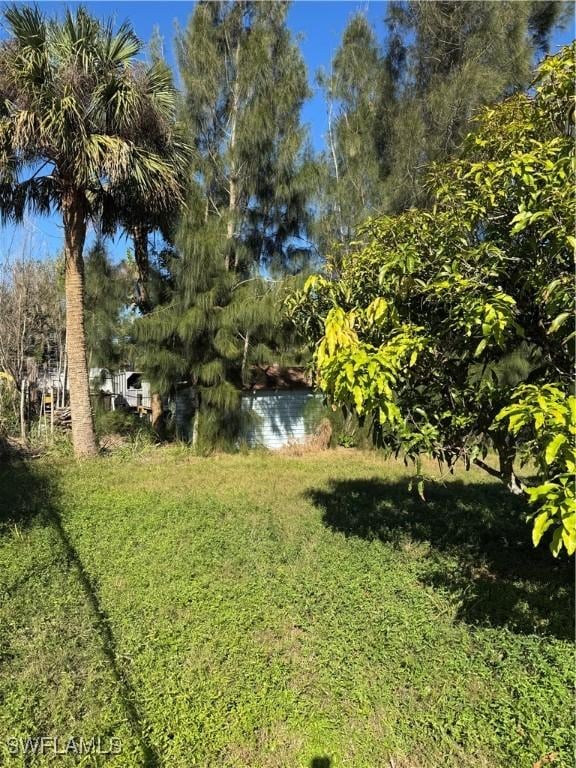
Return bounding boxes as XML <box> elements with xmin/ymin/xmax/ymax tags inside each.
<box><xmin>548</xmin><ymin>312</ymin><xmax>570</xmax><ymax>334</ymax></box>
<box><xmin>562</xmin><ymin>525</ymin><xmax>576</xmax><ymax>556</ymax></box>
<box><xmin>527</xmin><ymin>482</ymin><xmax>558</xmax><ymax>500</ymax></box>
<box><xmin>544</xmin><ymin>434</ymin><xmax>567</xmax><ymax>465</ymax></box>
<box><xmin>474</xmin><ymin>338</ymin><xmax>487</xmax><ymax>357</ymax></box>
<box><xmin>550</xmin><ymin>526</ymin><xmax>563</xmax><ymax>557</ymax></box>
<box><xmin>532</xmin><ymin>511</ymin><xmax>552</xmax><ymax>546</ymax></box>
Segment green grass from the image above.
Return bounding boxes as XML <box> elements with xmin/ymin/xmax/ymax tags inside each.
<box><xmin>0</xmin><ymin>449</ymin><xmax>572</xmax><ymax>767</ymax></box>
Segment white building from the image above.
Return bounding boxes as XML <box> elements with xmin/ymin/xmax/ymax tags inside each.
<box><xmin>240</xmin><ymin>365</ymin><xmax>320</xmax><ymax>449</ymax></box>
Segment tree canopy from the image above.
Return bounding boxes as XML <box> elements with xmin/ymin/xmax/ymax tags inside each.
<box><xmin>289</xmin><ymin>44</ymin><xmax>575</xmax><ymax>555</ymax></box>
<box><xmin>313</xmin><ymin>1</ymin><xmax>566</xmax><ymax>256</ymax></box>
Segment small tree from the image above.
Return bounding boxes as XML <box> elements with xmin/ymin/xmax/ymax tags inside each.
<box><xmin>0</xmin><ymin>254</ymin><xmax>64</xmax><ymax>440</ymax></box>
<box><xmin>83</xmin><ymin>240</ymin><xmax>132</xmax><ymax>371</ymax></box>
<box><xmin>0</xmin><ymin>6</ymin><xmax>187</xmax><ymax>456</ymax></box>
<box><xmin>289</xmin><ymin>45</ymin><xmax>575</xmax><ymax>555</ymax></box>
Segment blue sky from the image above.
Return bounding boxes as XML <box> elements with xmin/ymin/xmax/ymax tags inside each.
<box><xmin>0</xmin><ymin>1</ymin><xmax>573</xmax><ymax>263</ymax></box>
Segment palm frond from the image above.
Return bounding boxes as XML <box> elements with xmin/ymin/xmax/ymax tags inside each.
<box><xmin>144</xmin><ymin>60</ymin><xmax>177</xmax><ymax>119</ymax></box>
<box><xmin>0</xmin><ymin>174</ymin><xmax>56</xmax><ymax>222</ymax></box>
<box><xmin>102</xmin><ymin>19</ymin><xmax>141</xmax><ymax>66</ymax></box>
<box><xmin>3</xmin><ymin>5</ymin><xmax>45</xmax><ymax>49</ymax></box>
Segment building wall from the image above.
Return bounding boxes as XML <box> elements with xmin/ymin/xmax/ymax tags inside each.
<box><xmin>241</xmin><ymin>390</ymin><xmax>320</xmax><ymax>449</ymax></box>
<box><xmin>89</xmin><ymin>369</ymin><xmax>152</xmax><ymax>410</ymax></box>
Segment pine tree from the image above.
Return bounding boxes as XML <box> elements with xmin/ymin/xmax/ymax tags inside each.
<box><xmin>177</xmin><ymin>0</ymin><xmax>313</xmax><ymax>274</ymax></box>
<box><xmin>377</xmin><ymin>0</ymin><xmax>568</xmax><ymax>210</ymax></box>
<box><xmin>315</xmin><ymin>1</ymin><xmax>566</xmax><ymax>247</ymax></box>
<box><xmin>83</xmin><ymin>240</ymin><xmax>132</xmax><ymax>372</ymax></box>
<box><xmin>137</xmin><ymin>1</ymin><xmax>313</xmax><ymax>446</ymax></box>
<box><xmin>315</xmin><ymin>14</ymin><xmax>384</xmax><ymax>257</ymax></box>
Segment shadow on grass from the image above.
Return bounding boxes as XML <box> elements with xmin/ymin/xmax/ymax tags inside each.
<box><xmin>0</xmin><ymin>460</ymin><xmax>160</xmax><ymax>768</ymax></box>
<box><xmin>306</xmin><ymin>477</ymin><xmax>573</xmax><ymax>640</ymax></box>
<box><xmin>310</xmin><ymin>759</ymin><xmax>331</xmax><ymax>768</ymax></box>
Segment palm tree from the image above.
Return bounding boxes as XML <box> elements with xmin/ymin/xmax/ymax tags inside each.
<box><xmin>101</xmin><ymin>48</ymin><xmax>190</xmax><ymax>317</ymax></box>
<box><xmin>0</xmin><ymin>6</ymin><xmax>189</xmax><ymax>456</ymax></box>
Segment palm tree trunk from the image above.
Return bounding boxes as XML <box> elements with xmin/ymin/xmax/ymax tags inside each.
<box><xmin>63</xmin><ymin>190</ymin><xmax>98</xmax><ymax>458</ymax></box>
<box><xmin>132</xmin><ymin>224</ymin><xmax>152</xmax><ymax>313</ymax></box>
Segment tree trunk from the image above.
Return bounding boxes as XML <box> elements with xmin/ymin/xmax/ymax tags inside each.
<box><xmin>63</xmin><ymin>190</ymin><xmax>98</xmax><ymax>458</ymax></box>
<box><xmin>131</xmin><ymin>224</ymin><xmax>164</xmax><ymax>434</ymax></box>
<box><xmin>473</xmin><ymin>441</ymin><xmax>525</xmax><ymax>496</ymax></box>
<box><xmin>61</xmin><ymin>341</ymin><xmax>68</xmax><ymax>408</ymax></box>
<box><xmin>151</xmin><ymin>392</ymin><xmax>164</xmax><ymax>438</ymax></box>
<box><xmin>241</xmin><ymin>331</ymin><xmax>250</xmax><ymax>383</ymax></box>
<box><xmin>132</xmin><ymin>224</ymin><xmax>152</xmax><ymax>313</ymax></box>
<box><xmin>191</xmin><ymin>390</ymin><xmax>200</xmax><ymax>449</ymax></box>
<box><xmin>19</xmin><ymin>377</ymin><xmax>26</xmax><ymax>443</ymax></box>
<box><xmin>226</xmin><ymin>37</ymin><xmax>241</xmax><ymax>271</ymax></box>
<box><xmin>327</xmin><ymin>88</ymin><xmax>347</xmax><ymax>251</ymax></box>
<box><xmin>497</xmin><ymin>445</ymin><xmax>524</xmax><ymax>496</ymax></box>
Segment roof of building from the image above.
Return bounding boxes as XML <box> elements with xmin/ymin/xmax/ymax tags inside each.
<box><xmin>244</xmin><ymin>364</ymin><xmax>312</xmax><ymax>392</ymax></box>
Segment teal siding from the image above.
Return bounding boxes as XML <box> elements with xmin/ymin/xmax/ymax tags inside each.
<box><xmin>241</xmin><ymin>390</ymin><xmax>319</xmax><ymax>449</ymax></box>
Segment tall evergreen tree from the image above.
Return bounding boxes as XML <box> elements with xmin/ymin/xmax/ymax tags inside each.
<box><xmin>83</xmin><ymin>240</ymin><xmax>132</xmax><ymax>371</ymax></box>
<box><xmin>315</xmin><ymin>14</ymin><xmax>384</xmax><ymax>258</ymax></box>
<box><xmin>377</xmin><ymin>0</ymin><xmax>568</xmax><ymax>210</ymax></box>
<box><xmin>177</xmin><ymin>0</ymin><xmax>313</xmax><ymax>274</ymax></box>
<box><xmin>137</xmin><ymin>1</ymin><xmax>312</xmax><ymax>445</ymax></box>
<box><xmin>315</xmin><ymin>1</ymin><xmax>566</xmax><ymax>248</ymax></box>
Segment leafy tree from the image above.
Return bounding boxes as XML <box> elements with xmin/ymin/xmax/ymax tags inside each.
<box><xmin>289</xmin><ymin>45</ymin><xmax>575</xmax><ymax>554</ymax></box>
<box><xmin>377</xmin><ymin>0</ymin><xmax>569</xmax><ymax>211</ymax></box>
<box><xmin>137</xmin><ymin>0</ymin><xmax>313</xmax><ymax>444</ymax></box>
<box><xmin>0</xmin><ymin>6</ymin><xmax>187</xmax><ymax>456</ymax></box>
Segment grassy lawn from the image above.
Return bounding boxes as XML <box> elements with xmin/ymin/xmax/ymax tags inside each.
<box><xmin>0</xmin><ymin>449</ymin><xmax>572</xmax><ymax>767</ymax></box>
